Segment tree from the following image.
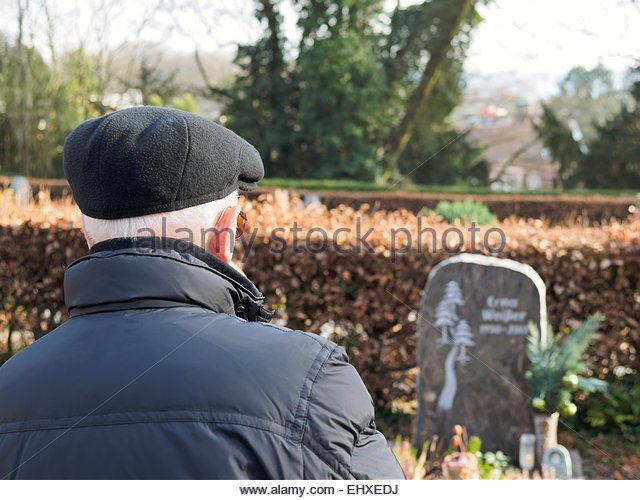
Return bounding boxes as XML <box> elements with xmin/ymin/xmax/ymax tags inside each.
<box><xmin>0</xmin><ymin>32</ymin><xmax>104</xmax><ymax>178</ymax></box>
<box><xmin>294</xmin><ymin>0</ymin><xmax>387</xmax><ymax>180</ymax></box>
<box><xmin>381</xmin><ymin>0</ymin><xmax>488</xmax><ymax>186</ymax></box>
<box><xmin>434</xmin><ymin>281</ymin><xmax>464</xmax><ymax>344</ymax></box>
<box><xmin>452</xmin><ymin>319</ymin><xmax>474</xmax><ymax>365</ymax></box>
<box><xmin>121</xmin><ymin>55</ymin><xmax>178</xmax><ymax>105</ymax></box>
<box><xmin>534</xmin><ymin>104</ymin><xmax>585</xmax><ymax>188</ymax></box>
<box><xmin>0</xmin><ymin>32</ymin><xmax>54</xmax><ymax>177</ymax></box>
<box><xmin>436</xmin><ymin>316</ymin><xmax>474</xmax><ymax>412</ymax></box>
<box><xmin>551</xmin><ymin>64</ymin><xmax>622</xmax><ymax>143</ymax></box>
<box><xmin>434</xmin><ymin>300</ymin><xmax>458</xmax><ymax>345</ymax></box>
<box><xmin>0</xmin><ymin>0</ymin><xmax>202</xmax><ymax>178</ymax></box>
<box><xmin>45</xmin><ymin>48</ymin><xmax>102</xmax><ymax>176</ymax></box>
<box><xmin>224</xmin><ymin>0</ymin><xmax>295</xmax><ymax>177</ymax></box>
<box><xmin>579</xmin><ymin>74</ymin><xmax>640</xmax><ymax>188</ymax></box>
<box><xmin>443</xmin><ymin>280</ymin><xmax>464</xmax><ymax>304</ymax></box>
<box><xmin>437</xmin><ymin>342</ymin><xmax>459</xmax><ymax>412</ymax></box>
<box><xmin>535</xmin><ymin>65</ymin><xmax>640</xmax><ymax>189</ymax></box>
<box><xmin>222</xmin><ymin>0</ymin><xmax>488</xmax><ymax>184</ymax></box>
<box><xmin>382</xmin><ymin>0</ymin><xmax>479</xmax><ymax>181</ymax></box>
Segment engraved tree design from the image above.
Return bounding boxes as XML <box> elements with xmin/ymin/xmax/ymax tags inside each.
<box><xmin>452</xmin><ymin>319</ymin><xmax>474</xmax><ymax>365</ymax></box>
<box><xmin>434</xmin><ymin>281</ymin><xmax>463</xmax><ymax>345</ymax></box>
<box><xmin>437</xmin><ymin>343</ymin><xmax>460</xmax><ymax>412</ymax></box>
<box><xmin>435</xmin><ymin>282</ymin><xmax>475</xmax><ymax>412</ymax></box>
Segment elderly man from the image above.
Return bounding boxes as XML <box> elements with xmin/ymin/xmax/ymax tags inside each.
<box><xmin>0</xmin><ymin>107</ymin><xmax>404</xmax><ymax>480</ymax></box>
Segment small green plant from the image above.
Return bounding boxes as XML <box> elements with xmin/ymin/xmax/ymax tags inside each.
<box><xmin>466</xmin><ymin>435</ymin><xmax>510</xmax><ymax>480</ymax></box>
<box><xmin>526</xmin><ymin>313</ymin><xmax>608</xmax><ymax>415</ymax></box>
<box><xmin>433</xmin><ymin>199</ymin><xmax>496</xmax><ymax>225</ymax></box>
<box><xmin>582</xmin><ymin>372</ymin><xmax>640</xmax><ymax>434</ymax></box>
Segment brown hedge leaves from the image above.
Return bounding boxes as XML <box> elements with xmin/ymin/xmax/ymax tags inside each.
<box><xmin>0</xmin><ymin>191</ymin><xmax>638</xmax><ymax>412</ymax></box>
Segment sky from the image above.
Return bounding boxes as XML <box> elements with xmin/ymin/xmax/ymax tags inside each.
<box><xmin>1</xmin><ymin>0</ymin><xmax>639</xmax><ymax>96</ymax></box>
<box><xmin>467</xmin><ymin>0</ymin><xmax>639</xmax><ymax>76</ymax></box>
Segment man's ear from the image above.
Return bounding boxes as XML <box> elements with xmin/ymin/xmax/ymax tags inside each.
<box><xmin>207</xmin><ymin>205</ymin><xmax>241</xmax><ymax>263</ymax></box>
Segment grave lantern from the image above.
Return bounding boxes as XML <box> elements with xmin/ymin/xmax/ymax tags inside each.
<box><xmin>519</xmin><ymin>434</ymin><xmax>536</xmax><ymax>473</ymax></box>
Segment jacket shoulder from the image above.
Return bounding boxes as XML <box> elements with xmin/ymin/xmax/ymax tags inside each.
<box><xmin>232</xmin><ymin>315</ymin><xmax>336</xmax><ymax>349</ymax></box>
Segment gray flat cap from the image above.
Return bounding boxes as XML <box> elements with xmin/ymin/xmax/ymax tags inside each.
<box><xmin>63</xmin><ymin>106</ymin><xmax>263</xmax><ymax>219</ymax></box>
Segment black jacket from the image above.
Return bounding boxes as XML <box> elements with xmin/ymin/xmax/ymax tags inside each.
<box><xmin>0</xmin><ymin>238</ymin><xmax>404</xmax><ymax>479</ymax></box>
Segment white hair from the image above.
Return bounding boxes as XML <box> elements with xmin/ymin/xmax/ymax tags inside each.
<box><xmin>81</xmin><ymin>191</ymin><xmax>239</xmax><ymax>248</ymax></box>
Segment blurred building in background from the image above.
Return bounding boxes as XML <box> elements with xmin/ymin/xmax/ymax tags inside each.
<box><xmin>454</xmin><ymin>81</ymin><xmax>558</xmax><ymax>190</ymax></box>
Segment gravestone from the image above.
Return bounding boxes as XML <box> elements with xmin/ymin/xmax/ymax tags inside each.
<box><xmin>542</xmin><ymin>445</ymin><xmax>573</xmax><ymax>479</ymax></box>
<box><xmin>303</xmin><ymin>193</ymin><xmax>322</xmax><ymax>208</ymax></box>
<box><xmin>9</xmin><ymin>176</ymin><xmax>32</xmax><ymax>205</ymax></box>
<box><xmin>568</xmin><ymin>450</ymin><xmax>583</xmax><ymax>479</ymax></box>
<box><xmin>414</xmin><ymin>253</ymin><xmax>547</xmax><ymax>458</ymax></box>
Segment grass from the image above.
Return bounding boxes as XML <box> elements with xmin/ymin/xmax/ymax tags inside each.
<box><xmin>261</xmin><ymin>178</ymin><xmax>637</xmax><ymax>197</ymax></box>
<box><xmin>0</xmin><ymin>169</ymin><xmax>22</xmax><ymax>177</ymax></box>
<box><xmin>2</xmin><ymin>171</ymin><xmax>637</xmax><ymax>197</ymax></box>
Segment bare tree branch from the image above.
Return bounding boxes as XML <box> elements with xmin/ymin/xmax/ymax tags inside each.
<box><xmin>488</xmin><ymin>135</ymin><xmax>541</xmax><ymax>184</ymax></box>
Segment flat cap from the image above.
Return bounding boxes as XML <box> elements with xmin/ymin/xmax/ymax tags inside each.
<box><xmin>63</xmin><ymin>106</ymin><xmax>263</xmax><ymax>219</ymax></box>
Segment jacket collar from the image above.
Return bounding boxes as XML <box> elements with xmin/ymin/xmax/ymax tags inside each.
<box><xmin>64</xmin><ymin>237</ymin><xmax>274</xmax><ymax>323</ymax></box>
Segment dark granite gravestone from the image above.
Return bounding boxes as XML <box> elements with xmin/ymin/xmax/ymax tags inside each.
<box><xmin>414</xmin><ymin>254</ymin><xmax>547</xmax><ymax>458</ymax></box>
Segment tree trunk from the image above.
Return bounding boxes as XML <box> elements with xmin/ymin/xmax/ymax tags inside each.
<box><xmin>382</xmin><ymin>0</ymin><xmax>476</xmax><ymax>183</ymax></box>
<box><xmin>16</xmin><ymin>0</ymin><xmax>33</xmax><ymax>176</ymax></box>
<box><xmin>437</xmin><ymin>345</ymin><xmax>459</xmax><ymax>412</ymax></box>
<box><xmin>488</xmin><ymin>136</ymin><xmax>541</xmax><ymax>185</ymax></box>
<box><xmin>259</xmin><ymin>0</ymin><xmax>285</xmax><ymax>172</ymax></box>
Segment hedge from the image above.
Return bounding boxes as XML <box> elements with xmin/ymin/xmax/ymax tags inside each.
<box><xmin>1</xmin><ymin>176</ymin><xmax>636</xmax><ymax>225</ymax></box>
<box><xmin>1</xmin><ymin>193</ymin><xmax>638</xmax><ymax>420</ymax></box>
<box><xmin>249</xmin><ymin>189</ymin><xmax>636</xmax><ymax>225</ymax></box>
